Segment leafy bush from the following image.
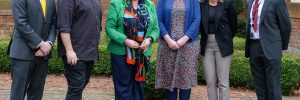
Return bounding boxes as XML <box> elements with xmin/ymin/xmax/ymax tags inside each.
<box><xmin>198</xmin><ymin>37</ymin><xmax>300</xmax><ymax>95</ymax></box>
<box><xmin>1</xmin><ymin>36</ymin><xmax>300</xmax><ymax>96</ymax></box>
<box><xmin>233</xmin><ymin>37</ymin><xmax>246</xmax><ymax>50</ymax></box>
<box><xmin>145</xmin><ymin>60</ymin><xmax>165</xmax><ymax>100</ymax></box>
<box><xmin>228</xmin><ymin>50</ymin><xmax>253</xmax><ymax>88</ymax></box>
<box><xmin>0</xmin><ymin>37</ymin><xmax>10</xmax><ymax>72</ymax></box>
<box><xmin>281</xmin><ymin>54</ymin><xmax>300</xmax><ymax>95</ymax></box>
<box><xmin>233</xmin><ymin>0</ymin><xmax>245</xmax><ymax>15</ymax></box>
<box><xmin>235</xmin><ymin>20</ymin><xmax>247</xmax><ymax>39</ymax></box>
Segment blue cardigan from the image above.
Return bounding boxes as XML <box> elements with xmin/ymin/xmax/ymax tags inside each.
<box><xmin>157</xmin><ymin>0</ymin><xmax>201</xmax><ymax>41</ymax></box>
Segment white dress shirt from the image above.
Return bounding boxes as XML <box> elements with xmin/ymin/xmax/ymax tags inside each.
<box><xmin>250</xmin><ymin>0</ymin><xmax>265</xmax><ymax>40</ymax></box>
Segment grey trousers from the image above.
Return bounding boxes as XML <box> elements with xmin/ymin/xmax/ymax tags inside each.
<box><xmin>203</xmin><ymin>34</ymin><xmax>232</xmax><ymax>100</ymax></box>
<box><xmin>10</xmin><ymin>58</ymin><xmax>48</xmax><ymax>100</ymax></box>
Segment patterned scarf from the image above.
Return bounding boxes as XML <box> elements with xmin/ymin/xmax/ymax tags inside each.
<box><xmin>123</xmin><ymin>0</ymin><xmax>150</xmax><ymax>81</ymax></box>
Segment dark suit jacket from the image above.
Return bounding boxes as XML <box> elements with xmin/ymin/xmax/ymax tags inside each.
<box><xmin>245</xmin><ymin>0</ymin><xmax>291</xmax><ymax>60</ymax></box>
<box><xmin>8</xmin><ymin>0</ymin><xmax>57</xmax><ymax>60</ymax></box>
<box><xmin>200</xmin><ymin>0</ymin><xmax>237</xmax><ymax>57</ymax></box>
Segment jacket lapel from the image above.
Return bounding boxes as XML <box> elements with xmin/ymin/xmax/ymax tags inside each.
<box><xmin>259</xmin><ymin>0</ymin><xmax>270</xmax><ymax>24</ymax></box>
<box><xmin>247</xmin><ymin>0</ymin><xmax>254</xmax><ymax>33</ymax></box>
<box><xmin>202</xmin><ymin>3</ymin><xmax>209</xmax><ymax>35</ymax></box>
<box><xmin>45</xmin><ymin>0</ymin><xmax>51</xmax><ymax>20</ymax></box>
<box><xmin>214</xmin><ymin>3</ymin><xmax>223</xmax><ymax>29</ymax></box>
<box><xmin>35</xmin><ymin>0</ymin><xmax>46</xmax><ymax>20</ymax></box>
<box><xmin>248</xmin><ymin>0</ymin><xmax>254</xmax><ymax>19</ymax></box>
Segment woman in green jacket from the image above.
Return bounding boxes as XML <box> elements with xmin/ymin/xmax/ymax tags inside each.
<box><xmin>105</xmin><ymin>0</ymin><xmax>159</xmax><ymax>99</ymax></box>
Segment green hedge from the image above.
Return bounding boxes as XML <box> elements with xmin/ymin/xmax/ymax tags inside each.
<box><xmin>233</xmin><ymin>0</ymin><xmax>245</xmax><ymax>15</ymax></box>
<box><xmin>235</xmin><ymin>20</ymin><xmax>247</xmax><ymax>39</ymax></box>
<box><xmin>1</xmin><ymin>36</ymin><xmax>300</xmax><ymax>96</ymax></box>
<box><xmin>198</xmin><ymin>38</ymin><xmax>300</xmax><ymax>95</ymax></box>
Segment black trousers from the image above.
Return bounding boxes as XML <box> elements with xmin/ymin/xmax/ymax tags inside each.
<box><xmin>10</xmin><ymin>57</ymin><xmax>48</xmax><ymax>100</ymax></box>
<box><xmin>249</xmin><ymin>40</ymin><xmax>282</xmax><ymax>100</ymax></box>
<box><xmin>111</xmin><ymin>53</ymin><xmax>144</xmax><ymax>100</ymax></box>
<box><xmin>62</xmin><ymin>56</ymin><xmax>94</xmax><ymax>100</ymax></box>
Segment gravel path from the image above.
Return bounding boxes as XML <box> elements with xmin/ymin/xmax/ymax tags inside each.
<box><xmin>0</xmin><ymin>73</ymin><xmax>299</xmax><ymax>100</ymax></box>
<box><xmin>285</xmin><ymin>47</ymin><xmax>300</xmax><ymax>56</ymax></box>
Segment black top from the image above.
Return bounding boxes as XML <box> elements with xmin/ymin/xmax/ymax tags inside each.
<box><xmin>208</xmin><ymin>5</ymin><xmax>217</xmax><ymax>34</ymax></box>
<box><xmin>57</xmin><ymin>0</ymin><xmax>102</xmax><ymax>61</ymax></box>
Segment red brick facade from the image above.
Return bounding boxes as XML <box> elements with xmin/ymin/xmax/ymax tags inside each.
<box><xmin>0</xmin><ymin>0</ymin><xmax>299</xmax><ymax>49</ymax></box>
<box><xmin>290</xmin><ymin>18</ymin><xmax>300</xmax><ymax>48</ymax></box>
<box><xmin>287</xmin><ymin>3</ymin><xmax>300</xmax><ymax>48</ymax></box>
<box><xmin>0</xmin><ymin>10</ymin><xmax>13</xmax><ymax>36</ymax></box>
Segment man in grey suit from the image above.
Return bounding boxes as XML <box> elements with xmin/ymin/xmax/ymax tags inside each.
<box><xmin>8</xmin><ymin>0</ymin><xmax>56</xmax><ymax>99</ymax></box>
<box><xmin>245</xmin><ymin>0</ymin><xmax>291</xmax><ymax>99</ymax></box>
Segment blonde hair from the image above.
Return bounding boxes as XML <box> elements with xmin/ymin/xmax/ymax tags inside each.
<box><xmin>200</xmin><ymin>0</ymin><xmax>224</xmax><ymax>3</ymax></box>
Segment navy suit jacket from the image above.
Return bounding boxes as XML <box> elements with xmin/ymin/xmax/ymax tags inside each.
<box><xmin>8</xmin><ymin>0</ymin><xmax>57</xmax><ymax>60</ymax></box>
<box><xmin>245</xmin><ymin>0</ymin><xmax>291</xmax><ymax>60</ymax></box>
<box><xmin>156</xmin><ymin>0</ymin><xmax>201</xmax><ymax>42</ymax></box>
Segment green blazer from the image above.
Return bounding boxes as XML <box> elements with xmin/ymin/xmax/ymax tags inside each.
<box><xmin>105</xmin><ymin>0</ymin><xmax>159</xmax><ymax>56</ymax></box>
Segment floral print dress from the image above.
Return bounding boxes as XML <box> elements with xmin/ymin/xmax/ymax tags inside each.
<box><xmin>155</xmin><ymin>0</ymin><xmax>200</xmax><ymax>90</ymax></box>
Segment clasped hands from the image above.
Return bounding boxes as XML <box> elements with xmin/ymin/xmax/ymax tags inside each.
<box><xmin>35</xmin><ymin>41</ymin><xmax>52</xmax><ymax>57</ymax></box>
<box><xmin>166</xmin><ymin>35</ymin><xmax>190</xmax><ymax>50</ymax></box>
<box><xmin>124</xmin><ymin>38</ymin><xmax>152</xmax><ymax>51</ymax></box>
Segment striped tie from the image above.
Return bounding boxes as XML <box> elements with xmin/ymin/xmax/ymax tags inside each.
<box><xmin>41</xmin><ymin>0</ymin><xmax>46</xmax><ymax>17</ymax></box>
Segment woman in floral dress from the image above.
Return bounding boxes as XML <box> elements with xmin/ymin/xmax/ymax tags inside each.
<box><xmin>155</xmin><ymin>0</ymin><xmax>201</xmax><ymax>99</ymax></box>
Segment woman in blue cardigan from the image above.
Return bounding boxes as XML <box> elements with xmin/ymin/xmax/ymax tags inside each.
<box><xmin>155</xmin><ymin>0</ymin><xmax>201</xmax><ymax>99</ymax></box>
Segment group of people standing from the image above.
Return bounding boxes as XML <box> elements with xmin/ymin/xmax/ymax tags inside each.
<box><xmin>8</xmin><ymin>0</ymin><xmax>291</xmax><ymax>100</ymax></box>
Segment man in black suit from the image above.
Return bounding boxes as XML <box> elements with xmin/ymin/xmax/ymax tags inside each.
<box><xmin>8</xmin><ymin>0</ymin><xmax>56</xmax><ymax>99</ymax></box>
<box><xmin>245</xmin><ymin>0</ymin><xmax>291</xmax><ymax>99</ymax></box>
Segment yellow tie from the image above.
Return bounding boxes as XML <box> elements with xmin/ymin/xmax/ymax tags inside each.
<box><xmin>41</xmin><ymin>0</ymin><xmax>46</xmax><ymax>17</ymax></box>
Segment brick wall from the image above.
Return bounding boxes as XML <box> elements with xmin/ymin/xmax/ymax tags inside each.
<box><xmin>0</xmin><ymin>10</ymin><xmax>13</xmax><ymax>36</ymax></box>
<box><xmin>287</xmin><ymin>3</ymin><xmax>300</xmax><ymax>48</ymax></box>
<box><xmin>290</xmin><ymin>18</ymin><xmax>300</xmax><ymax>48</ymax></box>
<box><xmin>0</xmin><ymin>0</ymin><xmax>299</xmax><ymax>49</ymax></box>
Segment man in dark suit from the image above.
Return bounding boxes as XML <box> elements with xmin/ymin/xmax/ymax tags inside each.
<box><xmin>8</xmin><ymin>0</ymin><xmax>56</xmax><ymax>99</ymax></box>
<box><xmin>245</xmin><ymin>0</ymin><xmax>291</xmax><ymax>99</ymax></box>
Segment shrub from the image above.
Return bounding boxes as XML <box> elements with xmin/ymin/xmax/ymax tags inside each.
<box><xmin>145</xmin><ymin>60</ymin><xmax>165</xmax><ymax>100</ymax></box>
<box><xmin>197</xmin><ymin>37</ymin><xmax>300</xmax><ymax>95</ymax></box>
<box><xmin>233</xmin><ymin>37</ymin><xmax>246</xmax><ymax>50</ymax></box>
<box><xmin>0</xmin><ymin>37</ymin><xmax>10</xmax><ymax>72</ymax></box>
<box><xmin>1</xmin><ymin>36</ymin><xmax>300</xmax><ymax>96</ymax></box>
<box><xmin>228</xmin><ymin>50</ymin><xmax>253</xmax><ymax>88</ymax></box>
<box><xmin>233</xmin><ymin>0</ymin><xmax>245</xmax><ymax>15</ymax></box>
<box><xmin>197</xmin><ymin>50</ymin><xmax>253</xmax><ymax>88</ymax></box>
<box><xmin>93</xmin><ymin>45</ymin><xmax>112</xmax><ymax>76</ymax></box>
<box><xmin>235</xmin><ymin>20</ymin><xmax>247</xmax><ymax>39</ymax></box>
<box><xmin>281</xmin><ymin>54</ymin><xmax>300</xmax><ymax>95</ymax></box>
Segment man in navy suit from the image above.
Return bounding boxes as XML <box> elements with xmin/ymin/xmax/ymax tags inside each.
<box><xmin>8</xmin><ymin>0</ymin><xmax>57</xmax><ymax>99</ymax></box>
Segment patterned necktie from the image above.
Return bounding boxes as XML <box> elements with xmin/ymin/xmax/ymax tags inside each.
<box><xmin>252</xmin><ymin>0</ymin><xmax>259</xmax><ymax>32</ymax></box>
<box><xmin>41</xmin><ymin>0</ymin><xmax>47</xmax><ymax>17</ymax></box>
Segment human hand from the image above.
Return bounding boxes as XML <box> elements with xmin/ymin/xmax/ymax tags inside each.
<box><xmin>35</xmin><ymin>49</ymin><xmax>46</xmax><ymax>57</ymax></box>
<box><xmin>124</xmin><ymin>39</ymin><xmax>139</xmax><ymax>49</ymax></box>
<box><xmin>40</xmin><ymin>41</ymin><xmax>52</xmax><ymax>55</ymax></box>
<box><xmin>66</xmin><ymin>50</ymin><xmax>79</xmax><ymax>65</ymax></box>
<box><xmin>166</xmin><ymin>39</ymin><xmax>179</xmax><ymax>50</ymax></box>
<box><xmin>176</xmin><ymin>35</ymin><xmax>190</xmax><ymax>47</ymax></box>
<box><xmin>140</xmin><ymin>38</ymin><xmax>152</xmax><ymax>51</ymax></box>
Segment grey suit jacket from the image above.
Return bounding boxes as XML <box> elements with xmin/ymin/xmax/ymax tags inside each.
<box><xmin>245</xmin><ymin>0</ymin><xmax>291</xmax><ymax>60</ymax></box>
<box><xmin>8</xmin><ymin>0</ymin><xmax>57</xmax><ymax>60</ymax></box>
